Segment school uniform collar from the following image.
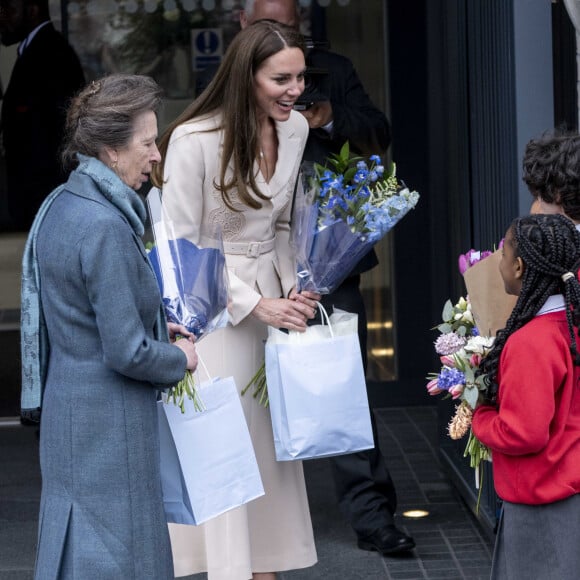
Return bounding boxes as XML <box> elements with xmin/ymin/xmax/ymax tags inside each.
<box><xmin>536</xmin><ymin>294</ymin><xmax>565</xmax><ymax>316</ymax></box>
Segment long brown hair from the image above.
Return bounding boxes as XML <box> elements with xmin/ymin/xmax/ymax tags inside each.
<box><xmin>151</xmin><ymin>20</ymin><xmax>304</xmax><ymax>210</ymax></box>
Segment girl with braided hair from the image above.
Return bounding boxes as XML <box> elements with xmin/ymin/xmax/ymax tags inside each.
<box><xmin>472</xmin><ymin>214</ymin><xmax>580</xmax><ymax>580</ymax></box>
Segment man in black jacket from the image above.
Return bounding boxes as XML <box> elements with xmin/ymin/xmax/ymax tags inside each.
<box><xmin>0</xmin><ymin>0</ymin><xmax>85</xmax><ymax>230</ymax></box>
<box><xmin>232</xmin><ymin>0</ymin><xmax>415</xmax><ymax>557</ymax></box>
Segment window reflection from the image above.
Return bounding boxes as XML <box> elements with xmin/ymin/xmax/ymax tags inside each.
<box><xmin>50</xmin><ymin>0</ymin><xmax>396</xmax><ymax>381</ymax></box>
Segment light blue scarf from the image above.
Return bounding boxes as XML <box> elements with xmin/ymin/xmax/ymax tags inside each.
<box><xmin>20</xmin><ymin>155</ymin><xmax>169</xmax><ymax>422</ymax></box>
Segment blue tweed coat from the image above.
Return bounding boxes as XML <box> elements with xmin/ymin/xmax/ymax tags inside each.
<box><xmin>33</xmin><ymin>168</ymin><xmax>187</xmax><ymax>579</ymax></box>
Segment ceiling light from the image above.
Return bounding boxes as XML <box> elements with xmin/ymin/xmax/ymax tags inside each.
<box><xmin>370</xmin><ymin>348</ymin><xmax>394</xmax><ymax>357</ymax></box>
<box><xmin>402</xmin><ymin>509</ymin><xmax>430</xmax><ymax>518</ymax></box>
<box><xmin>367</xmin><ymin>321</ymin><xmax>393</xmax><ymax>330</ymax></box>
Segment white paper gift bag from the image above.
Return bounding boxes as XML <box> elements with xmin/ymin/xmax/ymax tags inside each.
<box><xmin>158</xmin><ymin>366</ymin><xmax>264</xmax><ymax>526</ymax></box>
<box><xmin>265</xmin><ymin>305</ymin><xmax>374</xmax><ymax>461</ymax></box>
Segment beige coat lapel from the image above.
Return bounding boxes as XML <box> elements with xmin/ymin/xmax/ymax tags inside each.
<box><xmin>256</xmin><ymin>114</ymin><xmax>304</xmax><ymax>197</ymax></box>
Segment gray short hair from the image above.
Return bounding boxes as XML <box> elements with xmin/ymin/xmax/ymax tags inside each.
<box><xmin>61</xmin><ymin>74</ymin><xmax>163</xmax><ymax>170</ymax></box>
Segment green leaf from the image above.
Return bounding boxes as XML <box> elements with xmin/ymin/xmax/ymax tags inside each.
<box><xmin>463</xmin><ymin>386</ymin><xmax>479</xmax><ymax>409</ymax></box>
<box><xmin>442</xmin><ymin>299</ymin><xmax>453</xmax><ymax>321</ymax></box>
<box><xmin>339</xmin><ymin>140</ymin><xmax>350</xmax><ymax>161</ymax></box>
<box><xmin>344</xmin><ymin>167</ymin><xmax>358</xmax><ymax>183</ymax></box>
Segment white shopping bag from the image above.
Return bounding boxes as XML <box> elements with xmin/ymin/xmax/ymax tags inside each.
<box><xmin>158</xmin><ymin>368</ymin><xmax>264</xmax><ymax>525</ymax></box>
<box><xmin>265</xmin><ymin>305</ymin><xmax>374</xmax><ymax>461</ymax></box>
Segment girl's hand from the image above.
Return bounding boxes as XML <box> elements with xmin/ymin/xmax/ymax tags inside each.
<box><xmin>251</xmin><ymin>296</ymin><xmax>317</xmax><ymax>331</ymax></box>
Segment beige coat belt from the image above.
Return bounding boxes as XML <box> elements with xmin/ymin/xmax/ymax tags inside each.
<box><xmin>222</xmin><ymin>237</ymin><xmax>276</xmax><ymax>258</ymax></box>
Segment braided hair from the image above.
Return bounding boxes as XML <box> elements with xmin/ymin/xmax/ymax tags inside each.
<box><xmin>478</xmin><ymin>214</ymin><xmax>580</xmax><ymax>402</ymax></box>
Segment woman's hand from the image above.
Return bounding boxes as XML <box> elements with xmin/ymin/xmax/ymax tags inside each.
<box><xmin>168</xmin><ymin>322</ymin><xmax>198</xmax><ymax>370</ymax></box>
<box><xmin>288</xmin><ymin>288</ymin><xmax>321</xmax><ymax>309</ymax></box>
<box><xmin>251</xmin><ymin>296</ymin><xmax>317</xmax><ymax>331</ymax></box>
<box><xmin>167</xmin><ymin>322</ymin><xmax>195</xmax><ymax>343</ymax></box>
<box><xmin>174</xmin><ymin>339</ymin><xmax>198</xmax><ymax>372</ymax></box>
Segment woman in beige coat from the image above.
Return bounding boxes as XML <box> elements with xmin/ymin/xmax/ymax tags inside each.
<box><xmin>151</xmin><ymin>20</ymin><xmax>319</xmax><ymax>580</ymax></box>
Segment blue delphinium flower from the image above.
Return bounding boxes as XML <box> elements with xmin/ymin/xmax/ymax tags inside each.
<box><xmin>353</xmin><ymin>169</ymin><xmax>368</xmax><ymax>184</ymax></box>
<box><xmin>321</xmin><ymin>173</ymin><xmax>344</xmax><ymax>192</ymax></box>
<box><xmin>309</xmin><ymin>145</ymin><xmax>419</xmax><ymax>243</ymax></box>
<box><xmin>365</xmin><ymin>209</ymin><xmax>395</xmax><ymax>239</ymax></box>
<box><xmin>327</xmin><ymin>196</ymin><xmax>340</xmax><ymax>210</ymax></box>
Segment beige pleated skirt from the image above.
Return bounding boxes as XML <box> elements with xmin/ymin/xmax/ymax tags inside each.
<box><xmin>169</xmin><ymin>315</ymin><xmax>318</xmax><ymax>580</ymax></box>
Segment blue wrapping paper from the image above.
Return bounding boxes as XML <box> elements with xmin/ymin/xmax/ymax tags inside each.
<box><xmin>148</xmin><ymin>238</ymin><xmax>228</xmax><ymax>339</ymax></box>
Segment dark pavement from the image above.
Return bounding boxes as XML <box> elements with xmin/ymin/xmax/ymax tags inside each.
<box><xmin>0</xmin><ymin>405</ymin><xmax>494</xmax><ymax>579</ymax></box>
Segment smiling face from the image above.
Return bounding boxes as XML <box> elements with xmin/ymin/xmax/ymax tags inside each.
<box><xmin>253</xmin><ymin>46</ymin><xmax>305</xmax><ymax>122</ymax></box>
<box><xmin>499</xmin><ymin>227</ymin><xmax>524</xmax><ymax>296</ymax></box>
<box><xmin>109</xmin><ymin>110</ymin><xmax>161</xmax><ymax>191</ymax></box>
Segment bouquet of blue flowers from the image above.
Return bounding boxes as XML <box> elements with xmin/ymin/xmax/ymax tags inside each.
<box><xmin>147</xmin><ymin>188</ymin><xmax>229</xmax><ymax>412</ymax></box>
<box><xmin>292</xmin><ymin>141</ymin><xmax>420</xmax><ymax>294</ymax></box>
<box><xmin>244</xmin><ymin>143</ymin><xmax>420</xmax><ymax>407</ymax></box>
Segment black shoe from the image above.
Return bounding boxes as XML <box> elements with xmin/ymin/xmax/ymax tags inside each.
<box><xmin>357</xmin><ymin>525</ymin><xmax>415</xmax><ymax>556</ymax></box>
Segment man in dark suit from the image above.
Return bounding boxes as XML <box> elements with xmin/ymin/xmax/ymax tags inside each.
<box><xmin>0</xmin><ymin>0</ymin><xmax>85</xmax><ymax>230</ymax></box>
<box><xmin>223</xmin><ymin>0</ymin><xmax>415</xmax><ymax>557</ymax></box>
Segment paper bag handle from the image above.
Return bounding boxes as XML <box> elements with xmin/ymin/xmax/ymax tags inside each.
<box><xmin>315</xmin><ymin>302</ymin><xmax>334</xmax><ymax>338</ymax></box>
<box><xmin>194</xmin><ymin>353</ymin><xmax>212</xmax><ymax>383</ymax></box>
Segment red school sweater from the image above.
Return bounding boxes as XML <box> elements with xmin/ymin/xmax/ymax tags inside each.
<box><xmin>472</xmin><ymin>311</ymin><xmax>580</xmax><ymax>505</ymax></box>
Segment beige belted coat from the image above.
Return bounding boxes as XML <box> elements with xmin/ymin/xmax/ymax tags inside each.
<box><xmin>160</xmin><ymin>109</ymin><xmax>318</xmax><ymax>580</ymax></box>
<box><xmin>162</xmin><ymin>110</ymin><xmax>308</xmax><ymax>325</ymax></box>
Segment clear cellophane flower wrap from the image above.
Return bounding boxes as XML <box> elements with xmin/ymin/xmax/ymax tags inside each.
<box><xmin>463</xmin><ymin>249</ymin><xmax>517</xmax><ymax>337</ymax></box>
<box><xmin>146</xmin><ymin>187</ymin><xmax>230</xmax><ymax>412</ymax></box>
<box><xmin>292</xmin><ymin>144</ymin><xmax>420</xmax><ymax>294</ymax></box>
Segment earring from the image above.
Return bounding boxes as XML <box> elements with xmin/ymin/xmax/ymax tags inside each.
<box><xmin>112</xmin><ymin>159</ymin><xmax>118</xmax><ymax>171</ymax></box>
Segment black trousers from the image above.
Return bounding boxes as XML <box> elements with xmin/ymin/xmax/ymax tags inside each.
<box><xmin>320</xmin><ymin>275</ymin><xmax>398</xmax><ymax>537</ymax></box>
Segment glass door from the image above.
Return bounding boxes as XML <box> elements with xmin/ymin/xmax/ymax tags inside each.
<box><xmin>57</xmin><ymin>0</ymin><xmax>396</xmax><ymax>381</ymax></box>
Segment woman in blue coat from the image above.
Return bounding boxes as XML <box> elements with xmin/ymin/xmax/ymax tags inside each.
<box><xmin>20</xmin><ymin>74</ymin><xmax>198</xmax><ymax>579</ymax></box>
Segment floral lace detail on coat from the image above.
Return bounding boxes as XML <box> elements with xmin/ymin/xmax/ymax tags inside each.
<box><xmin>207</xmin><ymin>206</ymin><xmax>245</xmax><ymax>240</ymax></box>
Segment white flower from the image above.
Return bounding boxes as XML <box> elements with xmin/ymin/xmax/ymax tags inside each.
<box><xmin>462</xmin><ymin>309</ymin><xmax>474</xmax><ymax>324</ymax></box>
<box><xmin>464</xmin><ymin>335</ymin><xmax>494</xmax><ymax>355</ymax></box>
